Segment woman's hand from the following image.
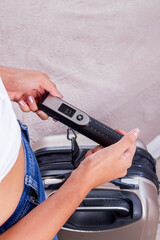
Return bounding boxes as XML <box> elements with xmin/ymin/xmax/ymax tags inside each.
<box><xmin>75</xmin><ymin>128</ymin><xmax>139</xmax><ymax>190</ymax></box>
<box><xmin>0</xmin><ymin>65</ymin><xmax>62</xmax><ymax>120</ymax></box>
<box><xmin>85</xmin><ymin>145</ymin><xmax>104</xmax><ymax>158</ymax></box>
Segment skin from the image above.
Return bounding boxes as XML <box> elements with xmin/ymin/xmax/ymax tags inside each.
<box><xmin>0</xmin><ymin>65</ymin><xmax>62</xmax><ymax>120</ymax></box>
<box><xmin>0</xmin><ymin>143</ymin><xmax>25</xmax><ymax>226</ymax></box>
<box><xmin>0</xmin><ymin>66</ymin><xmax>140</xmax><ymax>239</ymax></box>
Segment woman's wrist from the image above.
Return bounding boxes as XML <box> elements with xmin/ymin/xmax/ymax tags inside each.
<box><xmin>0</xmin><ymin>65</ymin><xmax>10</xmax><ymax>84</ymax></box>
<box><xmin>0</xmin><ymin>65</ymin><xmax>17</xmax><ymax>92</ymax></box>
<box><xmin>68</xmin><ymin>161</ymin><xmax>94</xmax><ymax>197</ymax></box>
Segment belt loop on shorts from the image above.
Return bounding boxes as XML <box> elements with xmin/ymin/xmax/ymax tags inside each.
<box><xmin>25</xmin><ymin>175</ymin><xmax>38</xmax><ymax>195</ymax></box>
<box><xmin>17</xmin><ymin>120</ymin><xmax>30</xmax><ymax>143</ymax></box>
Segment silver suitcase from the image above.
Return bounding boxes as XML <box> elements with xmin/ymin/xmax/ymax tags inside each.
<box><xmin>33</xmin><ymin>134</ymin><xmax>159</xmax><ymax>240</ymax></box>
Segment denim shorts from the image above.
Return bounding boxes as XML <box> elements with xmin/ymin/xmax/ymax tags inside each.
<box><xmin>0</xmin><ymin>121</ymin><xmax>58</xmax><ymax>240</ymax></box>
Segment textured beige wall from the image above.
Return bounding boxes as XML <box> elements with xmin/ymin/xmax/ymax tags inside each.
<box><xmin>0</xmin><ymin>0</ymin><xmax>160</xmax><ymax>145</ymax></box>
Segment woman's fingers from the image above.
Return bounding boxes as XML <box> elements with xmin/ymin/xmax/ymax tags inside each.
<box><xmin>115</xmin><ymin>129</ymin><xmax>127</xmax><ymax>135</ymax></box>
<box><xmin>17</xmin><ymin>85</ymin><xmax>62</xmax><ymax>121</ymax></box>
<box><xmin>85</xmin><ymin>145</ymin><xmax>103</xmax><ymax>158</ymax></box>
<box><xmin>120</xmin><ymin>143</ymin><xmax>137</xmax><ymax>170</ymax></box>
<box><xmin>27</xmin><ymin>96</ymin><xmax>38</xmax><ymax>112</ymax></box>
<box><xmin>122</xmin><ymin>142</ymin><xmax>137</xmax><ymax>161</ymax></box>
<box><xmin>86</xmin><ymin>129</ymin><xmax>139</xmax><ymax>159</ymax></box>
<box><xmin>18</xmin><ymin>94</ymin><xmax>58</xmax><ymax>121</ymax></box>
<box><xmin>18</xmin><ymin>90</ymin><xmax>40</xmax><ymax>112</ymax></box>
<box><xmin>39</xmin><ymin>75</ymin><xmax>63</xmax><ymax>98</ymax></box>
<box><xmin>113</xmin><ymin>128</ymin><xmax>140</xmax><ymax>154</ymax></box>
<box><xmin>18</xmin><ymin>95</ymin><xmax>39</xmax><ymax>113</ymax></box>
<box><xmin>78</xmin><ymin>127</ymin><xmax>140</xmax><ymax>189</ymax></box>
<box><xmin>18</xmin><ymin>100</ymin><xmax>30</xmax><ymax>112</ymax></box>
<box><xmin>36</xmin><ymin>110</ymin><xmax>49</xmax><ymax>120</ymax></box>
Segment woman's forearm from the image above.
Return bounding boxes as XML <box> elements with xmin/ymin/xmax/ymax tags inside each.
<box><xmin>0</xmin><ymin>168</ymin><xmax>91</xmax><ymax>240</ymax></box>
<box><xmin>0</xmin><ymin>65</ymin><xmax>62</xmax><ymax>104</ymax></box>
<box><xmin>0</xmin><ymin>65</ymin><xmax>16</xmax><ymax>83</ymax></box>
<box><xmin>0</xmin><ymin>65</ymin><xmax>12</xmax><ymax>88</ymax></box>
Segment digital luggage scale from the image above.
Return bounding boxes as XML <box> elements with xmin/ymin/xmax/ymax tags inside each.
<box><xmin>38</xmin><ymin>93</ymin><xmax>123</xmax><ymax>147</ymax></box>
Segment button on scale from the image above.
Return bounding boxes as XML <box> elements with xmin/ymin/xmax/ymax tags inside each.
<box><xmin>77</xmin><ymin>114</ymin><xmax>84</xmax><ymax>121</ymax></box>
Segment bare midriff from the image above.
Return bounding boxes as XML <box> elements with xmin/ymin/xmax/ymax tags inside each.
<box><xmin>0</xmin><ymin>143</ymin><xmax>25</xmax><ymax>226</ymax></box>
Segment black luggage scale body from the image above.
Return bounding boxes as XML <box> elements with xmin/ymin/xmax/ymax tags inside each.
<box><xmin>38</xmin><ymin>93</ymin><xmax>123</xmax><ymax>147</ymax></box>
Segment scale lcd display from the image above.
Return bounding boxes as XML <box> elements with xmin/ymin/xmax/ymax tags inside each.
<box><xmin>58</xmin><ymin>103</ymin><xmax>76</xmax><ymax>118</ymax></box>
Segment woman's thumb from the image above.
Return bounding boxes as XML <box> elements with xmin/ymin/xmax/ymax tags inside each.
<box><xmin>40</xmin><ymin>77</ymin><xmax>63</xmax><ymax>98</ymax></box>
<box><xmin>118</xmin><ymin>128</ymin><xmax>140</xmax><ymax>153</ymax></box>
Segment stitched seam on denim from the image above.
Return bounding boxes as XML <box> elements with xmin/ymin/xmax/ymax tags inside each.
<box><xmin>22</xmin><ymin>131</ymin><xmax>38</xmax><ymax>194</ymax></box>
<box><xmin>22</xmin><ymin>134</ymin><xmax>27</xmax><ymax>176</ymax></box>
<box><xmin>11</xmin><ymin>188</ymin><xmax>31</xmax><ymax>225</ymax></box>
<box><xmin>23</xmin><ymin>135</ymin><xmax>34</xmax><ymax>179</ymax></box>
<box><xmin>19</xmin><ymin>120</ymin><xmax>33</xmax><ymax>179</ymax></box>
<box><xmin>23</xmin><ymin>135</ymin><xmax>31</xmax><ymax>176</ymax></box>
<box><xmin>28</xmin><ymin>144</ymin><xmax>34</xmax><ymax>179</ymax></box>
<box><xmin>13</xmin><ymin>200</ymin><xmax>31</xmax><ymax>225</ymax></box>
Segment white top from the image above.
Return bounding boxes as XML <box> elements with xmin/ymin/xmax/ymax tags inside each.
<box><xmin>0</xmin><ymin>77</ymin><xmax>21</xmax><ymax>182</ymax></box>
